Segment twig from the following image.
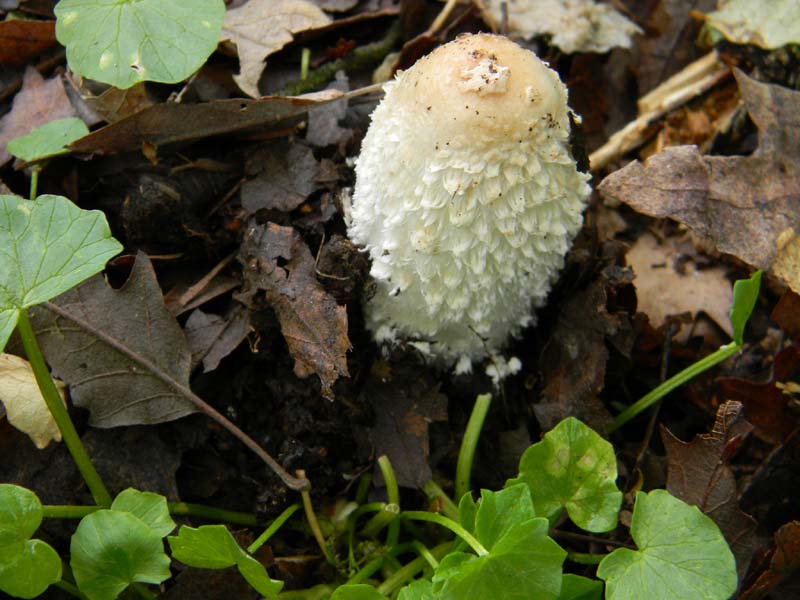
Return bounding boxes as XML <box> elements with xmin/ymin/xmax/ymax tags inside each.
<box><xmin>42</xmin><ymin>301</ymin><xmax>310</xmax><ymax>492</ymax></box>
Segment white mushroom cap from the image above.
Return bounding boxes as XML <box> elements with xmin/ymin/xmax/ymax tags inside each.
<box><xmin>348</xmin><ymin>33</ymin><xmax>591</xmax><ymax>367</ymax></box>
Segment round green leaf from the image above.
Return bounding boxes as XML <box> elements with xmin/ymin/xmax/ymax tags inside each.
<box><xmin>508</xmin><ymin>417</ymin><xmax>622</xmax><ymax>532</ymax></box>
<box><xmin>0</xmin><ymin>484</ymin><xmax>42</xmax><ymax>546</ymax></box>
<box><xmin>597</xmin><ymin>490</ymin><xmax>738</xmax><ymax>600</ymax></box>
<box><xmin>558</xmin><ymin>574</ymin><xmax>603</xmax><ymax>600</ymax></box>
<box><xmin>111</xmin><ymin>489</ymin><xmax>175</xmax><ymax>537</ymax></box>
<box><xmin>71</xmin><ymin>509</ymin><xmax>171</xmax><ymax>600</ymax></box>
<box><xmin>0</xmin><ymin>194</ymin><xmax>123</xmax><ymax>352</ymax></box>
<box><xmin>54</xmin><ymin>0</ymin><xmax>225</xmax><ymax>89</ymax></box>
<box><xmin>433</xmin><ymin>517</ymin><xmax>566</xmax><ymax>600</ymax></box>
<box><xmin>6</xmin><ymin>118</ymin><xmax>89</xmax><ymax>163</ymax></box>
<box><xmin>0</xmin><ymin>539</ymin><xmax>62</xmax><ymax>599</ymax></box>
<box><xmin>474</xmin><ymin>484</ymin><xmax>536</xmax><ymax>550</ymax></box>
<box><xmin>398</xmin><ymin>580</ymin><xmax>436</xmax><ymax>600</ymax></box>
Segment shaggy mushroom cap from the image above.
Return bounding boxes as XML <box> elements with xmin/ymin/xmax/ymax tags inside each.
<box><xmin>348</xmin><ymin>33</ymin><xmax>591</xmax><ymax>368</ymax></box>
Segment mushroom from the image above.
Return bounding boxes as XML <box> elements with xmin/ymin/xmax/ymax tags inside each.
<box><xmin>348</xmin><ymin>33</ymin><xmax>591</xmax><ymax>371</ymax></box>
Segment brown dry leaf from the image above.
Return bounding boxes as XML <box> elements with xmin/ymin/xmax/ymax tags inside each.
<box><xmin>238</xmin><ymin>222</ymin><xmax>350</xmax><ymax>399</ymax></box>
<box><xmin>627</xmin><ymin>232</ymin><xmax>733</xmax><ymax>339</ymax></box>
<box><xmin>599</xmin><ymin>70</ymin><xmax>800</xmax><ymax>293</ymax></box>
<box><xmin>0</xmin><ymin>19</ymin><xmax>56</xmax><ymax>66</ymax></box>
<box><xmin>222</xmin><ymin>0</ymin><xmax>331</xmax><ymax>98</ymax></box>
<box><xmin>0</xmin><ymin>67</ymin><xmax>76</xmax><ymax>165</ymax></box>
<box><xmin>717</xmin><ymin>345</ymin><xmax>800</xmax><ymax>444</ymax></box>
<box><xmin>242</xmin><ymin>140</ymin><xmax>320</xmax><ymax>213</ymax></box>
<box><xmin>184</xmin><ymin>306</ymin><xmax>251</xmax><ymax>373</ymax></box>
<box><xmin>68</xmin><ymin>91</ymin><xmax>343</xmax><ymax>155</ymax></box>
<box><xmin>0</xmin><ymin>353</ymin><xmax>66</xmax><ymax>449</ymax></box>
<box><xmin>771</xmin><ymin>290</ymin><xmax>800</xmax><ymax>341</ymax></box>
<box><xmin>661</xmin><ymin>400</ymin><xmax>758</xmax><ymax>577</ymax></box>
<box><xmin>740</xmin><ymin>521</ymin><xmax>800</xmax><ymax>599</ymax></box>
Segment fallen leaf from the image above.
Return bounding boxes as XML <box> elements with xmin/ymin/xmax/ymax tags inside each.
<box><xmin>242</xmin><ymin>140</ymin><xmax>320</xmax><ymax>213</ymax></box>
<box><xmin>363</xmin><ymin>365</ymin><xmax>447</xmax><ymax>489</ymax></box>
<box><xmin>661</xmin><ymin>400</ymin><xmax>758</xmax><ymax>577</ymax></box>
<box><xmin>0</xmin><ymin>353</ymin><xmax>66</xmax><ymax>449</ymax></box>
<box><xmin>238</xmin><ymin>222</ymin><xmax>350</xmax><ymax>399</ymax></box>
<box><xmin>310</xmin><ymin>0</ymin><xmax>358</xmax><ymax>11</ymax></box>
<box><xmin>29</xmin><ymin>253</ymin><xmax>197</xmax><ymax>427</ymax></box>
<box><xmin>221</xmin><ymin>0</ymin><xmax>331</xmax><ymax>98</ymax></box>
<box><xmin>740</xmin><ymin>521</ymin><xmax>800</xmax><ymax>600</ymax></box>
<box><xmin>771</xmin><ymin>291</ymin><xmax>800</xmax><ymax>341</ymax></box>
<box><xmin>184</xmin><ymin>306</ymin><xmax>250</xmax><ymax>373</ymax></box>
<box><xmin>717</xmin><ymin>346</ymin><xmax>800</xmax><ymax>444</ymax></box>
<box><xmin>0</xmin><ymin>19</ymin><xmax>56</xmax><ymax>66</ymax></box>
<box><xmin>599</xmin><ymin>70</ymin><xmax>800</xmax><ymax>293</ymax></box>
<box><xmin>0</xmin><ymin>67</ymin><xmax>76</xmax><ymax>165</ymax></box>
<box><xmin>483</xmin><ymin>0</ymin><xmax>641</xmax><ymax>53</ymax></box>
<box><xmin>306</xmin><ymin>71</ymin><xmax>352</xmax><ymax>148</ymax></box>
<box><xmin>627</xmin><ymin>232</ymin><xmax>734</xmax><ymax>338</ymax></box>
<box><xmin>68</xmin><ymin>92</ymin><xmax>344</xmax><ymax>156</ymax></box>
<box><xmin>536</xmin><ymin>270</ymin><xmax>635</xmax><ymax>433</ymax></box>
<box><xmin>702</xmin><ymin>0</ymin><xmax>800</xmax><ymax>49</ymax></box>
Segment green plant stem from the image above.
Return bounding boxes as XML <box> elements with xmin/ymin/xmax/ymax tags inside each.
<box><xmin>131</xmin><ymin>583</ymin><xmax>156</xmax><ymax>599</ymax></box>
<box><xmin>412</xmin><ymin>541</ymin><xmax>439</xmax><ymax>569</ymax></box>
<box><xmin>361</xmin><ymin>503</ymin><xmax>400</xmax><ymax>538</ymax></box>
<box><xmin>300</xmin><ymin>48</ymin><xmax>311</xmax><ymax>80</ymax></box>
<box><xmin>345</xmin><ymin>543</ymin><xmax>414</xmax><ymax>586</ymax></box>
<box><xmin>30</xmin><ymin>166</ymin><xmax>40</xmax><ymax>200</ymax></box>
<box><xmin>567</xmin><ymin>551</ymin><xmax>606</xmax><ymax>565</ymax></box>
<box><xmin>248</xmin><ymin>503</ymin><xmax>301</xmax><ymax>554</ymax></box>
<box><xmin>278</xmin><ymin>584</ymin><xmax>334</xmax><ymax>600</ymax></box>
<box><xmin>54</xmin><ymin>579</ymin><xmax>88</xmax><ymax>599</ymax></box>
<box><xmin>608</xmin><ymin>342</ymin><xmax>740</xmax><ymax>432</ymax></box>
<box><xmin>168</xmin><ymin>502</ymin><xmax>259</xmax><ymax>526</ymax></box>
<box><xmin>17</xmin><ymin>310</ymin><xmax>112</xmax><ymax>507</ymax></box>
<box><xmin>402</xmin><ymin>511</ymin><xmax>488</xmax><ymax>556</ymax></box>
<box><xmin>456</xmin><ymin>393</ymin><xmax>492</xmax><ymax>502</ymax></box>
<box><xmin>42</xmin><ymin>502</ymin><xmax>261</xmax><ymax>525</ymax></box>
<box><xmin>376</xmin><ymin>542</ymin><xmax>452</xmax><ymax>596</ymax></box>
<box><xmin>422</xmin><ymin>480</ymin><xmax>460</xmax><ymax>522</ymax></box>
<box><xmin>377</xmin><ymin>455</ymin><xmax>401</xmax><ymax>547</ymax></box>
<box><xmin>299</xmin><ymin>469</ymin><xmax>334</xmax><ymax>564</ymax></box>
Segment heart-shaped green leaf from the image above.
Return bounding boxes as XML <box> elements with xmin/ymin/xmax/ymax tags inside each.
<box><xmin>597</xmin><ymin>490</ymin><xmax>737</xmax><ymax>600</ymax></box>
<box><xmin>6</xmin><ymin>118</ymin><xmax>89</xmax><ymax>163</ymax></box>
<box><xmin>55</xmin><ymin>0</ymin><xmax>225</xmax><ymax>89</ymax></box>
<box><xmin>0</xmin><ymin>194</ymin><xmax>122</xmax><ymax>352</ymax></box>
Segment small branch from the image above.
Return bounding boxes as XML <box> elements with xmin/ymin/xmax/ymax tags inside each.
<box><xmin>42</xmin><ymin>301</ymin><xmax>310</xmax><ymax>492</ymax></box>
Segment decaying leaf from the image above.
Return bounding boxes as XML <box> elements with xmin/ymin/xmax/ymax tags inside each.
<box><xmin>702</xmin><ymin>0</ymin><xmax>800</xmax><ymax>49</ymax></box>
<box><xmin>740</xmin><ymin>521</ymin><xmax>800</xmax><ymax>599</ymax></box>
<box><xmin>600</xmin><ymin>70</ymin><xmax>800</xmax><ymax>293</ymax></box>
<box><xmin>184</xmin><ymin>306</ymin><xmax>250</xmax><ymax>373</ymax></box>
<box><xmin>0</xmin><ymin>19</ymin><xmax>57</xmax><ymax>67</ymax></box>
<box><xmin>30</xmin><ymin>253</ymin><xmax>197</xmax><ymax>427</ymax></box>
<box><xmin>238</xmin><ymin>222</ymin><xmax>350</xmax><ymax>399</ymax></box>
<box><xmin>221</xmin><ymin>0</ymin><xmax>331</xmax><ymax>98</ymax></box>
<box><xmin>661</xmin><ymin>400</ymin><xmax>758</xmax><ymax>576</ymax></box>
<box><xmin>483</xmin><ymin>0</ymin><xmax>641</xmax><ymax>53</ymax></box>
<box><xmin>242</xmin><ymin>140</ymin><xmax>320</xmax><ymax>213</ymax></box>
<box><xmin>0</xmin><ymin>353</ymin><xmax>66</xmax><ymax>449</ymax></box>
<box><xmin>362</xmin><ymin>365</ymin><xmax>447</xmax><ymax>489</ymax></box>
<box><xmin>717</xmin><ymin>345</ymin><xmax>800</xmax><ymax>444</ymax></box>
<box><xmin>0</xmin><ymin>67</ymin><xmax>76</xmax><ymax>165</ymax></box>
<box><xmin>627</xmin><ymin>232</ymin><xmax>734</xmax><ymax>338</ymax></box>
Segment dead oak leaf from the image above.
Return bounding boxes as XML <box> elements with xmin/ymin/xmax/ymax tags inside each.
<box><xmin>238</xmin><ymin>222</ymin><xmax>350</xmax><ymax>399</ymax></box>
<box><xmin>740</xmin><ymin>521</ymin><xmax>800</xmax><ymax>599</ymax></box>
<box><xmin>222</xmin><ymin>0</ymin><xmax>331</xmax><ymax>98</ymax></box>
<box><xmin>661</xmin><ymin>400</ymin><xmax>758</xmax><ymax>577</ymax></box>
<box><xmin>599</xmin><ymin>69</ymin><xmax>800</xmax><ymax>293</ymax></box>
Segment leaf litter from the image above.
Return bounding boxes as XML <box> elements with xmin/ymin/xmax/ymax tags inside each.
<box><xmin>1</xmin><ymin>1</ymin><xmax>800</xmax><ymax>597</ymax></box>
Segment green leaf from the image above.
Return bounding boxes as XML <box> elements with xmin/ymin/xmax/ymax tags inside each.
<box><xmin>0</xmin><ymin>485</ymin><xmax>61</xmax><ymax>599</ymax></box>
<box><xmin>474</xmin><ymin>484</ymin><xmax>536</xmax><ymax>549</ymax></box>
<box><xmin>508</xmin><ymin>417</ymin><xmax>622</xmax><ymax>532</ymax></box>
<box><xmin>458</xmin><ymin>492</ymin><xmax>477</xmax><ymax>533</ymax></box>
<box><xmin>0</xmin><ymin>539</ymin><xmax>62</xmax><ymax>599</ymax></box>
<box><xmin>168</xmin><ymin>525</ymin><xmax>283</xmax><ymax>598</ymax></box>
<box><xmin>597</xmin><ymin>490</ymin><xmax>738</xmax><ymax>600</ymax></box>
<box><xmin>6</xmin><ymin>118</ymin><xmax>89</xmax><ymax>163</ymax></box>
<box><xmin>70</xmin><ymin>509</ymin><xmax>171</xmax><ymax>600</ymax></box>
<box><xmin>111</xmin><ymin>489</ymin><xmax>175</xmax><ymax>537</ymax></box>
<box><xmin>54</xmin><ymin>0</ymin><xmax>225</xmax><ymax>89</ymax></box>
<box><xmin>398</xmin><ymin>580</ymin><xmax>436</xmax><ymax>600</ymax></box>
<box><xmin>433</xmin><ymin>517</ymin><xmax>565</xmax><ymax>600</ymax></box>
<box><xmin>730</xmin><ymin>271</ymin><xmax>762</xmax><ymax>346</ymax></box>
<box><xmin>330</xmin><ymin>584</ymin><xmax>386</xmax><ymax>600</ymax></box>
<box><xmin>0</xmin><ymin>194</ymin><xmax>122</xmax><ymax>352</ymax></box>
<box><xmin>0</xmin><ymin>484</ymin><xmax>42</xmax><ymax>546</ymax></box>
<box><xmin>558</xmin><ymin>574</ymin><xmax>603</xmax><ymax>600</ymax></box>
